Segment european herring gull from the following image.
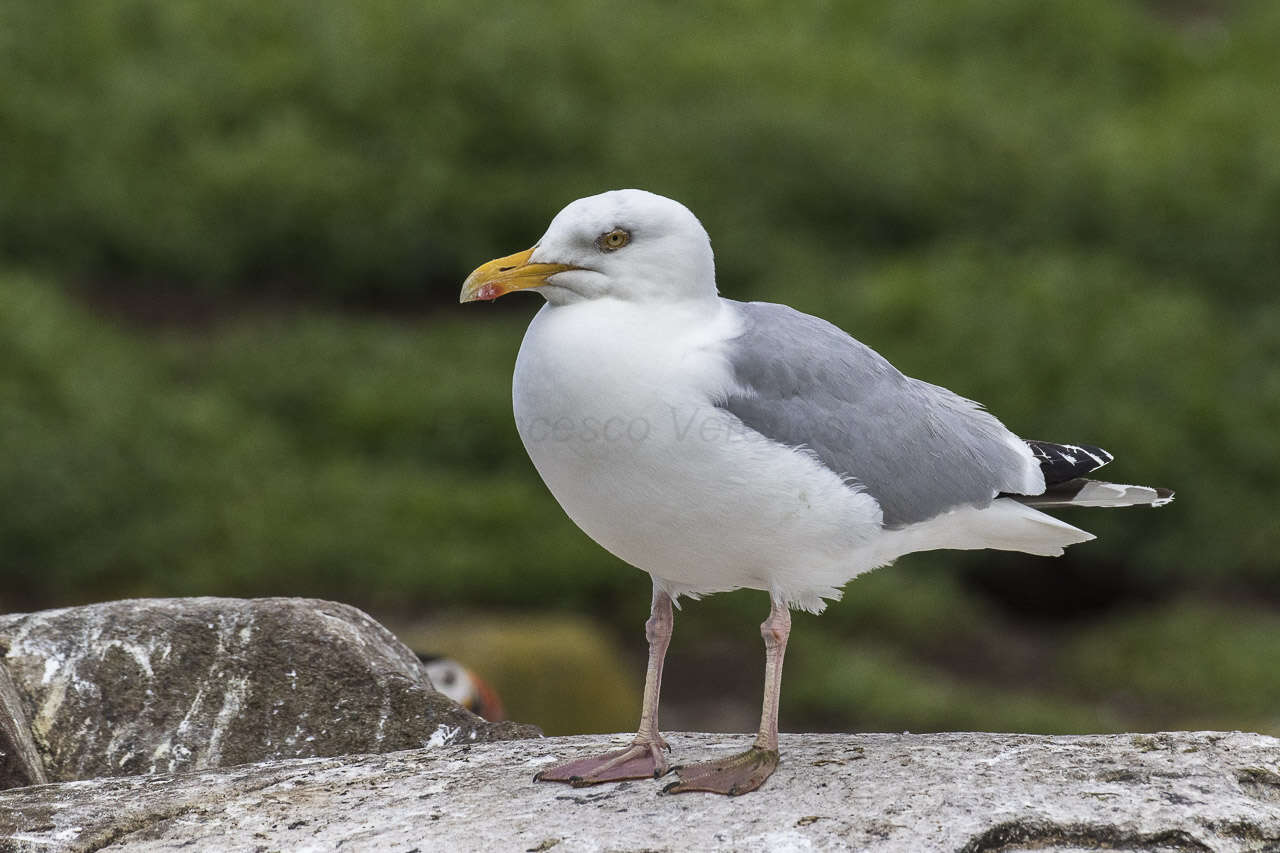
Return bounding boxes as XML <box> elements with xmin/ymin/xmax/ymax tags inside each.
<box><xmin>460</xmin><ymin>189</ymin><xmax>1172</xmax><ymax>795</ymax></box>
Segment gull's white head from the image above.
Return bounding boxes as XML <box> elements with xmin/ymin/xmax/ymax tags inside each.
<box><xmin>460</xmin><ymin>189</ymin><xmax>716</xmax><ymax>306</ymax></box>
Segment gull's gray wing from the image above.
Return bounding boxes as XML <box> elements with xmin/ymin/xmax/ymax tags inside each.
<box><xmin>718</xmin><ymin>300</ymin><xmax>1042</xmax><ymax>527</ymax></box>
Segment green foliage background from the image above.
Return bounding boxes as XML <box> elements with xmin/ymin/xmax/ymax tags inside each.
<box><xmin>2</xmin><ymin>0</ymin><xmax>1277</xmax><ymax>736</ymax></box>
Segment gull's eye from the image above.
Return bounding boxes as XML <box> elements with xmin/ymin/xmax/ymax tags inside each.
<box><xmin>595</xmin><ymin>228</ymin><xmax>631</xmax><ymax>252</ymax></box>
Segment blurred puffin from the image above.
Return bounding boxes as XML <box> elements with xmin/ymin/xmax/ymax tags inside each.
<box><xmin>417</xmin><ymin>653</ymin><xmax>505</xmax><ymax>722</ymax></box>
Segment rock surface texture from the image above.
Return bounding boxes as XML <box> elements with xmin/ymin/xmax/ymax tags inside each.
<box><xmin>0</xmin><ymin>598</ymin><xmax>537</xmax><ymax>786</ymax></box>
<box><xmin>0</xmin><ymin>664</ymin><xmax>45</xmax><ymax>790</ymax></box>
<box><xmin>1</xmin><ymin>731</ymin><xmax>1278</xmax><ymax>851</ymax></box>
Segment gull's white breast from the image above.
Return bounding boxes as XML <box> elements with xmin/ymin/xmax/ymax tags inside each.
<box><xmin>512</xmin><ymin>297</ymin><xmax>885</xmax><ymax>610</ymax></box>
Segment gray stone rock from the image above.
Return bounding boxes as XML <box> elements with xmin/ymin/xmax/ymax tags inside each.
<box><xmin>1</xmin><ymin>731</ymin><xmax>1278</xmax><ymax>851</ymax></box>
<box><xmin>0</xmin><ymin>597</ymin><xmax>538</xmax><ymax>786</ymax></box>
<box><xmin>0</xmin><ymin>664</ymin><xmax>46</xmax><ymax>789</ymax></box>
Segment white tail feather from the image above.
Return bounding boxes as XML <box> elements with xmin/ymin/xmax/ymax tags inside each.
<box><xmin>1062</xmin><ymin>481</ymin><xmax>1168</xmax><ymax>507</ymax></box>
<box><xmin>1016</xmin><ymin>479</ymin><xmax>1175</xmax><ymax>509</ymax></box>
<box><xmin>873</xmin><ymin>498</ymin><xmax>1094</xmax><ymax>563</ymax></box>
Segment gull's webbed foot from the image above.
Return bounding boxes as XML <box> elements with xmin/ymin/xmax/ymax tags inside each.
<box><xmin>661</xmin><ymin>746</ymin><xmax>779</xmax><ymax>796</ymax></box>
<box><xmin>534</xmin><ymin>739</ymin><xmax>670</xmax><ymax>787</ymax></box>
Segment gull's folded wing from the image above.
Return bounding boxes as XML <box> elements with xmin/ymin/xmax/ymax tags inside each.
<box><xmin>718</xmin><ymin>300</ymin><xmax>1044</xmax><ymax>527</ymax></box>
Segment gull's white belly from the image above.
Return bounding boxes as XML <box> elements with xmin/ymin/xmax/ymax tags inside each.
<box><xmin>512</xmin><ymin>300</ymin><xmax>883</xmax><ymax>608</ymax></box>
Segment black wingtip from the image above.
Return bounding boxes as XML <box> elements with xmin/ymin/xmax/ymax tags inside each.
<box><xmin>1025</xmin><ymin>440</ymin><xmax>1114</xmax><ymax>485</ymax></box>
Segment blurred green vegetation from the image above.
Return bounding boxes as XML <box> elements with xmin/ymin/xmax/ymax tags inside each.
<box><xmin>1</xmin><ymin>0</ymin><xmax>1278</xmax><ymax>736</ymax></box>
<box><xmin>4</xmin><ymin>0</ymin><xmax>1280</xmax><ymax>301</ymax></box>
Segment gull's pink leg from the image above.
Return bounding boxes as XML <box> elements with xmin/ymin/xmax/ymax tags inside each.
<box><xmin>535</xmin><ymin>584</ymin><xmax>673</xmax><ymax>786</ymax></box>
<box><xmin>753</xmin><ymin>596</ymin><xmax>790</xmax><ymax>752</ymax></box>
<box><xmin>664</xmin><ymin>596</ymin><xmax>790</xmax><ymax>795</ymax></box>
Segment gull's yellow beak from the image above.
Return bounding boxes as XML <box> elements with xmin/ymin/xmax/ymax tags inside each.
<box><xmin>459</xmin><ymin>247</ymin><xmax>579</xmax><ymax>303</ymax></box>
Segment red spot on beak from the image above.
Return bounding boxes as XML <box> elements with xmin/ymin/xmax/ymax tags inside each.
<box><xmin>476</xmin><ymin>282</ymin><xmax>503</xmax><ymax>301</ymax></box>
